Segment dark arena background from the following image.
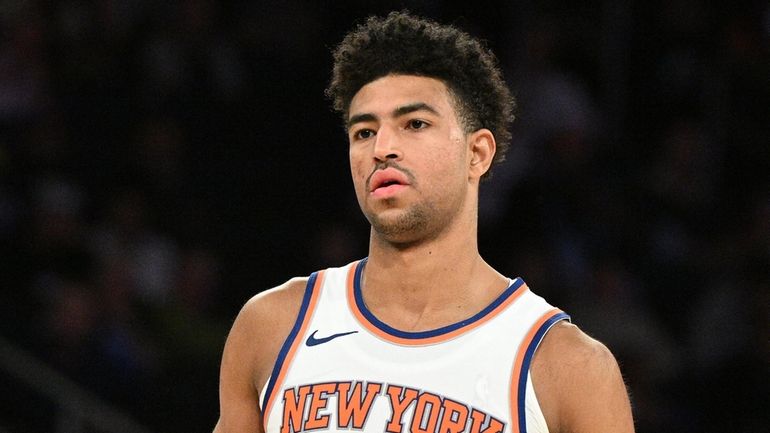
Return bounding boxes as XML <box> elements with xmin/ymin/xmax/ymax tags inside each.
<box><xmin>0</xmin><ymin>1</ymin><xmax>768</xmax><ymax>432</ymax></box>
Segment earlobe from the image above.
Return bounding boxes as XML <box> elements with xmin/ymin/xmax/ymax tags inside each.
<box><xmin>468</xmin><ymin>129</ymin><xmax>496</xmax><ymax>179</ymax></box>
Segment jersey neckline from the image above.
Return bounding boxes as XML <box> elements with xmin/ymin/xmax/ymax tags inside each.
<box><xmin>346</xmin><ymin>258</ymin><xmax>529</xmax><ymax>345</ymax></box>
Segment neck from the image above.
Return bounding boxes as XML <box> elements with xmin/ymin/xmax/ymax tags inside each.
<box><xmin>361</xmin><ymin>206</ymin><xmax>507</xmax><ymax>331</ymax></box>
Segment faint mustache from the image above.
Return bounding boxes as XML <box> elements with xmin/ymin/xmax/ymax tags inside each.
<box><xmin>366</xmin><ymin>161</ymin><xmax>415</xmax><ymax>190</ymax></box>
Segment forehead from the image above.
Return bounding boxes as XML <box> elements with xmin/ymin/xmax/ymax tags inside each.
<box><xmin>348</xmin><ymin>75</ymin><xmax>455</xmax><ymax>118</ymax></box>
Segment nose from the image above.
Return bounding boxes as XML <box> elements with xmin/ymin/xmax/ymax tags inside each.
<box><xmin>372</xmin><ymin>126</ymin><xmax>402</xmax><ymax>162</ymax></box>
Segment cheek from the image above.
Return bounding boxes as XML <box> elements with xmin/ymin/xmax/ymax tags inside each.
<box><xmin>349</xmin><ymin>150</ymin><xmax>368</xmax><ymax>192</ymax></box>
<box><xmin>430</xmin><ymin>142</ymin><xmax>466</xmax><ymax>177</ymax></box>
<box><xmin>433</xmin><ymin>147</ymin><xmax>470</xmax><ymax>194</ymax></box>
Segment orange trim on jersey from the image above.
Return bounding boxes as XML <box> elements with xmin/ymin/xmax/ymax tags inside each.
<box><xmin>508</xmin><ymin>308</ymin><xmax>566</xmax><ymax>433</ymax></box>
<box><xmin>346</xmin><ymin>260</ymin><xmax>530</xmax><ymax>346</ymax></box>
<box><xmin>262</xmin><ymin>270</ymin><xmax>326</xmax><ymax>431</ymax></box>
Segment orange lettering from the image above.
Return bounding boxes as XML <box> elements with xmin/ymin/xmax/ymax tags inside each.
<box><xmin>304</xmin><ymin>383</ymin><xmax>336</xmax><ymax>430</ymax></box>
<box><xmin>337</xmin><ymin>381</ymin><xmax>383</xmax><ymax>429</ymax></box>
<box><xmin>281</xmin><ymin>385</ymin><xmax>311</xmax><ymax>433</ymax></box>
<box><xmin>385</xmin><ymin>385</ymin><xmax>419</xmax><ymax>433</ymax></box>
<box><xmin>411</xmin><ymin>392</ymin><xmax>442</xmax><ymax>433</ymax></box>
<box><xmin>438</xmin><ymin>398</ymin><xmax>470</xmax><ymax>433</ymax></box>
<box><xmin>469</xmin><ymin>408</ymin><xmax>504</xmax><ymax>433</ymax></box>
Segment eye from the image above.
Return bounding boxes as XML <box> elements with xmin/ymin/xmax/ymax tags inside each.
<box><xmin>406</xmin><ymin>119</ymin><xmax>428</xmax><ymax>130</ymax></box>
<box><xmin>354</xmin><ymin>129</ymin><xmax>375</xmax><ymax>140</ymax></box>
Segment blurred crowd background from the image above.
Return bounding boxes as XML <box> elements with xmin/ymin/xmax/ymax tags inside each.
<box><xmin>0</xmin><ymin>1</ymin><xmax>768</xmax><ymax>432</ymax></box>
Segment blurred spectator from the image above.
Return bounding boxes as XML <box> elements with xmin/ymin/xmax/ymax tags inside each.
<box><xmin>89</xmin><ymin>189</ymin><xmax>178</xmax><ymax>306</ymax></box>
<box><xmin>0</xmin><ymin>2</ymin><xmax>49</xmax><ymax>121</ymax></box>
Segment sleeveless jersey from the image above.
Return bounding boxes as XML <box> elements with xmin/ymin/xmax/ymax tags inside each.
<box><xmin>260</xmin><ymin>259</ymin><xmax>569</xmax><ymax>433</ymax></box>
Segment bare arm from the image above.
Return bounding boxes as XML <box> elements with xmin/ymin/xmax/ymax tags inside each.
<box><xmin>214</xmin><ymin>278</ymin><xmax>307</xmax><ymax>433</ymax></box>
<box><xmin>532</xmin><ymin>322</ymin><xmax>635</xmax><ymax>433</ymax></box>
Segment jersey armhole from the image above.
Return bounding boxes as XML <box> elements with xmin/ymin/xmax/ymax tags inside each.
<box><xmin>509</xmin><ymin>310</ymin><xmax>570</xmax><ymax>433</ymax></box>
<box><xmin>524</xmin><ymin>371</ymin><xmax>549</xmax><ymax>433</ymax></box>
<box><xmin>259</xmin><ymin>271</ymin><xmax>325</xmax><ymax>418</ymax></box>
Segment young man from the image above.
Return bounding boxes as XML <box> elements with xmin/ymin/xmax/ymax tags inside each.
<box><xmin>214</xmin><ymin>12</ymin><xmax>634</xmax><ymax>433</ymax></box>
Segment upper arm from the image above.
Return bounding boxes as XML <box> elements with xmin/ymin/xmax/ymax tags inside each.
<box><xmin>214</xmin><ymin>278</ymin><xmax>307</xmax><ymax>433</ymax></box>
<box><xmin>532</xmin><ymin>322</ymin><xmax>635</xmax><ymax>433</ymax></box>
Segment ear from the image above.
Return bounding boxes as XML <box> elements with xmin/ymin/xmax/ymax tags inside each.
<box><xmin>468</xmin><ymin>128</ymin><xmax>496</xmax><ymax>180</ymax></box>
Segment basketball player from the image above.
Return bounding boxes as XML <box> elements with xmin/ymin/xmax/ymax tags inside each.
<box><xmin>214</xmin><ymin>12</ymin><xmax>634</xmax><ymax>433</ymax></box>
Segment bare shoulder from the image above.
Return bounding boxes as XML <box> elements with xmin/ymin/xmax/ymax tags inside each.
<box><xmin>240</xmin><ymin>277</ymin><xmax>309</xmax><ymax>329</ymax></box>
<box><xmin>215</xmin><ymin>277</ymin><xmax>309</xmax><ymax>433</ymax></box>
<box><xmin>531</xmin><ymin>321</ymin><xmax>635</xmax><ymax>433</ymax></box>
<box><xmin>231</xmin><ymin>277</ymin><xmax>310</xmax><ymax>388</ymax></box>
<box><xmin>533</xmin><ymin>321</ymin><xmax>618</xmax><ymax>376</ymax></box>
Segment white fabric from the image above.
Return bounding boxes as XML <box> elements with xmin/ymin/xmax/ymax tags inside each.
<box><xmin>261</xmin><ymin>261</ymin><xmax>563</xmax><ymax>433</ymax></box>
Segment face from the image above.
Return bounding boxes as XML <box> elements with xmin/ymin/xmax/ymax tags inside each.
<box><xmin>347</xmin><ymin>74</ymin><xmax>474</xmax><ymax>245</ymax></box>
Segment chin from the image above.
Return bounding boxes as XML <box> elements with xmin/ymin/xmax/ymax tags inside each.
<box><xmin>366</xmin><ymin>206</ymin><xmax>447</xmax><ymax>247</ymax></box>
<box><xmin>368</xmin><ymin>210</ymin><xmax>425</xmax><ymax>237</ymax></box>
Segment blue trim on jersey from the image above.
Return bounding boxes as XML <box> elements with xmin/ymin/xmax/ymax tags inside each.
<box><xmin>516</xmin><ymin>312</ymin><xmax>570</xmax><ymax>433</ymax></box>
<box><xmin>260</xmin><ymin>272</ymin><xmax>318</xmax><ymax>414</ymax></box>
<box><xmin>353</xmin><ymin>258</ymin><xmax>527</xmax><ymax>340</ymax></box>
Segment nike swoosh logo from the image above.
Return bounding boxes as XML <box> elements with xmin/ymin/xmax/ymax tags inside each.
<box><xmin>305</xmin><ymin>330</ymin><xmax>358</xmax><ymax>347</ymax></box>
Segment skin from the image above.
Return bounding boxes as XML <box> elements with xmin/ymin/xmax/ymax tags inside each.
<box><xmin>214</xmin><ymin>75</ymin><xmax>634</xmax><ymax>433</ymax></box>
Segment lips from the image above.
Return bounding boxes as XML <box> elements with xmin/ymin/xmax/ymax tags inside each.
<box><xmin>368</xmin><ymin>167</ymin><xmax>410</xmax><ymax>195</ymax></box>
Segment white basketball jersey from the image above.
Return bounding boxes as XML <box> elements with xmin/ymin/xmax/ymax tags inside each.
<box><xmin>260</xmin><ymin>259</ymin><xmax>569</xmax><ymax>433</ymax></box>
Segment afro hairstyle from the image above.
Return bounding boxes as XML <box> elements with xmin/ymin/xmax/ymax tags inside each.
<box><xmin>326</xmin><ymin>11</ymin><xmax>516</xmax><ymax>172</ymax></box>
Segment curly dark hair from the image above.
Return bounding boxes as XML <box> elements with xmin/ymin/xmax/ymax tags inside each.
<box><xmin>326</xmin><ymin>11</ymin><xmax>516</xmax><ymax>171</ymax></box>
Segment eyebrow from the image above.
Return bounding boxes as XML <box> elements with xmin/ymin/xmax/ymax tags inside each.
<box><xmin>347</xmin><ymin>102</ymin><xmax>440</xmax><ymax>130</ymax></box>
<box><xmin>394</xmin><ymin>102</ymin><xmax>440</xmax><ymax>118</ymax></box>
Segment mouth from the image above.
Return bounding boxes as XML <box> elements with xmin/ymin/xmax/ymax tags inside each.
<box><xmin>368</xmin><ymin>167</ymin><xmax>411</xmax><ymax>196</ymax></box>
<box><xmin>373</xmin><ymin>179</ymin><xmax>401</xmax><ymax>190</ymax></box>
